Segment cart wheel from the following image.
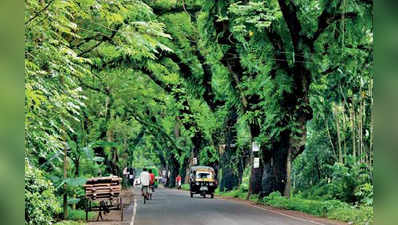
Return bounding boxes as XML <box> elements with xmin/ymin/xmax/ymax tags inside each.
<box><xmin>190</xmin><ymin>192</ymin><xmax>193</xmax><ymax>198</ymax></box>
<box><xmin>120</xmin><ymin>197</ymin><xmax>124</xmax><ymax>221</ymax></box>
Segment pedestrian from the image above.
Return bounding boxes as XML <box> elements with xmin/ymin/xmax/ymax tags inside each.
<box><xmin>149</xmin><ymin>169</ymin><xmax>155</xmax><ymax>192</ymax></box>
<box><xmin>176</xmin><ymin>174</ymin><xmax>182</xmax><ymax>189</ymax></box>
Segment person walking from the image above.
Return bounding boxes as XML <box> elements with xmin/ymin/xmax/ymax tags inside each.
<box><xmin>149</xmin><ymin>169</ymin><xmax>155</xmax><ymax>192</ymax></box>
<box><xmin>176</xmin><ymin>174</ymin><xmax>182</xmax><ymax>190</ymax></box>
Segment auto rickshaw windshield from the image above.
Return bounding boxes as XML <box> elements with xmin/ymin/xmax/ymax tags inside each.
<box><xmin>196</xmin><ymin>172</ymin><xmax>212</xmax><ymax>179</ymax></box>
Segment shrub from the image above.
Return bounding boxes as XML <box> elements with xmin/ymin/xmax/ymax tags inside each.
<box><xmin>355</xmin><ymin>183</ymin><xmax>373</xmax><ymax>206</ymax></box>
<box><xmin>218</xmin><ymin>188</ymin><xmax>248</xmax><ymax>200</ymax></box>
<box><xmin>54</xmin><ymin>221</ymin><xmax>85</xmax><ymax>225</ymax></box>
<box><xmin>25</xmin><ymin>161</ymin><xmax>60</xmax><ymax>225</ymax></box>
<box><xmin>262</xmin><ymin>192</ymin><xmax>373</xmax><ymax>225</ymax></box>
<box><xmin>66</xmin><ymin>208</ymin><xmax>95</xmax><ymax>221</ymax></box>
<box><xmin>181</xmin><ymin>184</ymin><xmax>190</xmax><ymax>191</ymax></box>
<box><xmin>299</xmin><ymin>161</ymin><xmax>373</xmax><ymax>205</ymax></box>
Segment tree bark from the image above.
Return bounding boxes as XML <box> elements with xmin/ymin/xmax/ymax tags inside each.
<box><xmin>283</xmin><ymin>146</ymin><xmax>292</xmax><ymax>197</ymax></box>
<box><xmin>220</xmin><ymin>109</ymin><xmax>240</xmax><ymax>191</ymax></box>
<box><xmin>63</xmin><ymin>136</ymin><xmax>68</xmax><ymax>219</ymax></box>
<box><xmin>247</xmin><ymin>123</ymin><xmax>263</xmax><ymax>197</ymax></box>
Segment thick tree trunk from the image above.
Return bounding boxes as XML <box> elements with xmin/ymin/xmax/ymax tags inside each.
<box><xmin>248</xmin><ymin>124</ymin><xmax>263</xmax><ymax>196</ymax></box>
<box><xmin>283</xmin><ymin>147</ymin><xmax>292</xmax><ymax>197</ymax></box>
<box><xmin>219</xmin><ymin>109</ymin><xmax>240</xmax><ymax>191</ymax></box>
<box><xmin>166</xmin><ymin>156</ymin><xmax>179</xmax><ymax>188</ymax></box>
<box><xmin>261</xmin><ymin>133</ymin><xmax>289</xmax><ymax>196</ymax></box>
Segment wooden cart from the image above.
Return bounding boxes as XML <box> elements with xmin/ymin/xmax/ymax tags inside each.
<box><xmin>84</xmin><ymin>176</ymin><xmax>124</xmax><ymax>221</ymax></box>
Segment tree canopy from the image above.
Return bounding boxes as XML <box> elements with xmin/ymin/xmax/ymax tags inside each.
<box><xmin>25</xmin><ymin>0</ymin><xmax>373</xmax><ymax>223</ymax></box>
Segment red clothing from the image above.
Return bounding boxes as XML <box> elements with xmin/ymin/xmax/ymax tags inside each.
<box><xmin>176</xmin><ymin>175</ymin><xmax>181</xmax><ymax>182</ymax></box>
<box><xmin>149</xmin><ymin>173</ymin><xmax>155</xmax><ymax>185</ymax></box>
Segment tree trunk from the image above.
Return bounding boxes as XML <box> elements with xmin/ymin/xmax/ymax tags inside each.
<box><xmin>334</xmin><ymin>105</ymin><xmax>343</xmax><ymax>163</ymax></box>
<box><xmin>63</xmin><ymin>138</ymin><xmax>68</xmax><ymax>219</ymax></box>
<box><xmin>283</xmin><ymin>147</ymin><xmax>292</xmax><ymax>198</ymax></box>
<box><xmin>350</xmin><ymin>105</ymin><xmax>356</xmax><ymax>159</ymax></box>
<box><xmin>167</xmin><ymin>156</ymin><xmax>179</xmax><ymax>188</ymax></box>
<box><xmin>220</xmin><ymin>109</ymin><xmax>240</xmax><ymax>192</ymax></box>
<box><xmin>247</xmin><ymin>123</ymin><xmax>263</xmax><ymax>198</ymax></box>
<box><xmin>261</xmin><ymin>132</ymin><xmax>289</xmax><ymax>196</ymax></box>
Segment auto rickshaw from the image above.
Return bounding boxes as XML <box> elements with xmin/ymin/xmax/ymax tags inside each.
<box><xmin>189</xmin><ymin>166</ymin><xmax>217</xmax><ymax>198</ymax></box>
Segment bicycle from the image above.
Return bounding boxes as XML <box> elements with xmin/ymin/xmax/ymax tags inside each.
<box><xmin>142</xmin><ymin>185</ymin><xmax>150</xmax><ymax>204</ymax></box>
<box><xmin>148</xmin><ymin>185</ymin><xmax>153</xmax><ymax>200</ymax></box>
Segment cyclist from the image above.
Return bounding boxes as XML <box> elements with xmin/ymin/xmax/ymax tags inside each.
<box><xmin>140</xmin><ymin>168</ymin><xmax>150</xmax><ymax>200</ymax></box>
<box><xmin>149</xmin><ymin>169</ymin><xmax>155</xmax><ymax>193</ymax></box>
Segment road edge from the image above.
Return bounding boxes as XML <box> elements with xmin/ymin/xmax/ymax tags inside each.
<box><xmin>168</xmin><ymin>188</ymin><xmax>347</xmax><ymax>225</ymax></box>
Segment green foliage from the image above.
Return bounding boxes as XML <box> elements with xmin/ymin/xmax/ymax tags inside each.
<box><xmin>355</xmin><ymin>183</ymin><xmax>373</xmax><ymax>206</ymax></box>
<box><xmin>297</xmin><ymin>160</ymin><xmax>372</xmax><ymax>204</ymax></box>
<box><xmin>54</xmin><ymin>221</ymin><xmax>86</xmax><ymax>225</ymax></box>
<box><xmin>263</xmin><ymin>192</ymin><xmax>373</xmax><ymax>225</ymax></box>
<box><xmin>218</xmin><ymin>189</ymin><xmax>248</xmax><ymax>200</ymax></box>
<box><xmin>66</xmin><ymin>208</ymin><xmax>95</xmax><ymax>221</ymax></box>
<box><xmin>181</xmin><ymin>184</ymin><xmax>190</xmax><ymax>191</ymax></box>
<box><xmin>25</xmin><ymin>0</ymin><xmax>373</xmax><ymax>223</ymax></box>
<box><xmin>25</xmin><ymin>161</ymin><xmax>60</xmax><ymax>225</ymax></box>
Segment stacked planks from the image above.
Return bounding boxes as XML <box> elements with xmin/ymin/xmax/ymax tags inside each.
<box><xmin>84</xmin><ymin>176</ymin><xmax>122</xmax><ymax>200</ymax></box>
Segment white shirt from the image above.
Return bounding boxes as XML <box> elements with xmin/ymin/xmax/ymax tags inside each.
<box><xmin>140</xmin><ymin>171</ymin><xmax>150</xmax><ymax>186</ymax></box>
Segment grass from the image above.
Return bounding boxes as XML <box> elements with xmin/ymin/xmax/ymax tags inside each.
<box><xmin>54</xmin><ymin>221</ymin><xmax>86</xmax><ymax>225</ymax></box>
<box><xmin>262</xmin><ymin>192</ymin><xmax>373</xmax><ymax>225</ymax></box>
<box><xmin>67</xmin><ymin>209</ymin><xmax>96</xmax><ymax>221</ymax></box>
<box><xmin>215</xmin><ymin>189</ymin><xmax>373</xmax><ymax>225</ymax></box>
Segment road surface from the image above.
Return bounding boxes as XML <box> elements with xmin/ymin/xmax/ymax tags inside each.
<box><xmin>132</xmin><ymin>188</ymin><xmax>335</xmax><ymax>225</ymax></box>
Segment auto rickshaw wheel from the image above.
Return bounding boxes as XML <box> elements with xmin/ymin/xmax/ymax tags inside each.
<box><xmin>211</xmin><ymin>194</ymin><xmax>214</xmax><ymax>199</ymax></box>
<box><xmin>190</xmin><ymin>192</ymin><xmax>193</xmax><ymax>198</ymax></box>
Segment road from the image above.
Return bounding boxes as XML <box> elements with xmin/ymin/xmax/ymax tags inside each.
<box><xmin>132</xmin><ymin>188</ymin><xmax>336</xmax><ymax>225</ymax></box>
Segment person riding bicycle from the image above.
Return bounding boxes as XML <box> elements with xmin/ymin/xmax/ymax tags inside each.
<box><xmin>140</xmin><ymin>168</ymin><xmax>150</xmax><ymax>198</ymax></box>
<box><xmin>149</xmin><ymin>169</ymin><xmax>155</xmax><ymax>192</ymax></box>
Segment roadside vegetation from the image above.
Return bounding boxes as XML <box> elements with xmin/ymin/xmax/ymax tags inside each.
<box><xmin>25</xmin><ymin>0</ymin><xmax>373</xmax><ymax>224</ymax></box>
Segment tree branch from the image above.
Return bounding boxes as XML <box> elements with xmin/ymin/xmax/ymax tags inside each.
<box><xmin>25</xmin><ymin>0</ymin><xmax>55</xmax><ymax>25</ymax></box>
<box><xmin>151</xmin><ymin>5</ymin><xmax>201</xmax><ymax>16</ymax></box>
<box><xmin>140</xmin><ymin>68</ymin><xmax>173</xmax><ymax>93</ymax></box>
<box><xmin>321</xmin><ymin>66</ymin><xmax>339</xmax><ymax>76</ymax></box>
<box><xmin>277</xmin><ymin>0</ymin><xmax>303</xmax><ymax>51</ymax></box>
<box><xmin>311</xmin><ymin>12</ymin><xmax>357</xmax><ymax>48</ymax></box>
<box><xmin>69</xmin><ymin>74</ymin><xmax>106</xmax><ymax>94</ymax></box>
<box><xmin>77</xmin><ymin>23</ymin><xmax>123</xmax><ymax>57</ymax></box>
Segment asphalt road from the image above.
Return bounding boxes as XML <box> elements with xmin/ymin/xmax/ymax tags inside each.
<box><xmin>133</xmin><ymin>188</ymin><xmax>325</xmax><ymax>225</ymax></box>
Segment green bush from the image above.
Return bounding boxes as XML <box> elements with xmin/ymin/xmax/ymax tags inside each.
<box><xmin>218</xmin><ymin>188</ymin><xmax>248</xmax><ymax>200</ymax></box>
<box><xmin>300</xmin><ymin>161</ymin><xmax>373</xmax><ymax>205</ymax></box>
<box><xmin>54</xmin><ymin>221</ymin><xmax>86</xmax><ymax>225</ymax></box>
<box><xmin>181</xmin><ymin>184</ymin><xmax>190</xmax><ymax>191</ymax></box>
<box><xmin>25</xmin><ymin>161</ymin><xmax>60</xmax><ymax>225</ymax></box>
<box><xmin>262</xmin><ymin>191</ymin><xmax>373</xmax><ymax>225</ymax></box>
<box><xmin>355</xmin><ymin>183</ymin><xmax>373</xmax><ymax>206</ymax></box>
<box><xmin>67</xmin><ymin>208</ymin><xmax>95</xmax><ymax>221</ymax></box>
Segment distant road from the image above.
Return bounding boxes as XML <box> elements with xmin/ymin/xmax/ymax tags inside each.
<box><xmin>132</xmin><ymin>188</ymin><xmax>335</xmax><ymax>225</ymax></box>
